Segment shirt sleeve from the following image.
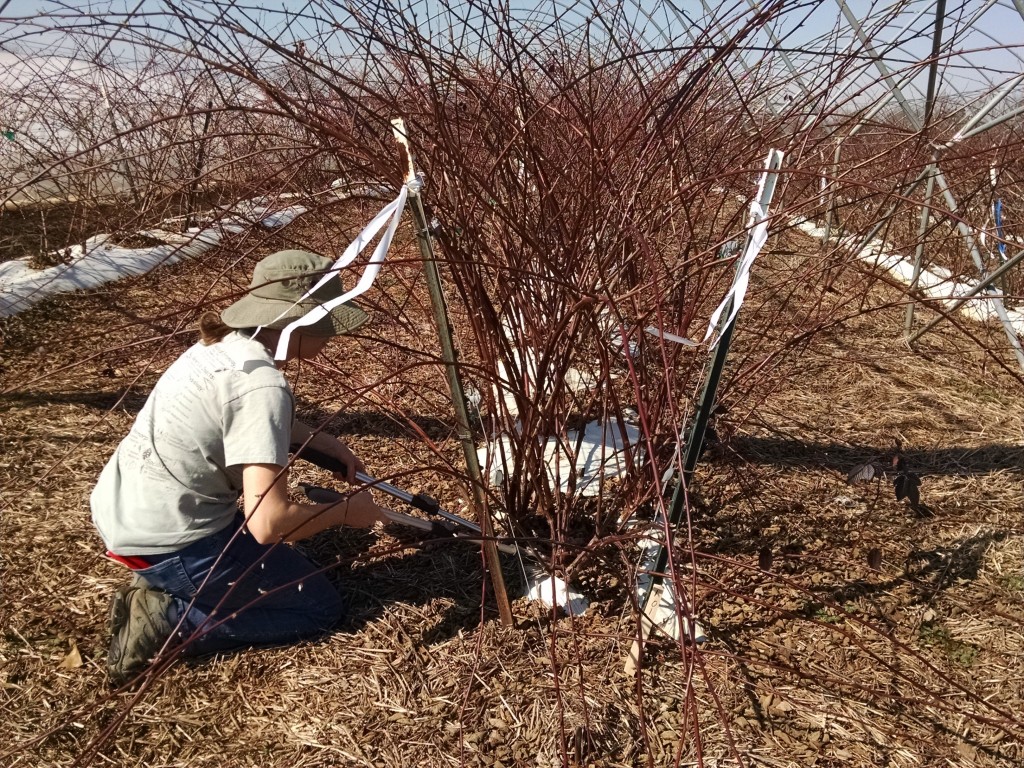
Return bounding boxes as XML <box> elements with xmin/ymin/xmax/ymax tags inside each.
<box><xmin>221</xmin><ymin>383</ymin><xmax>294</xmax><ymax>468</ymax></box>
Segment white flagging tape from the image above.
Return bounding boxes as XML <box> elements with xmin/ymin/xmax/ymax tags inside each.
<box><xmin>703</xmin><ymin>199</ymin><xmax>771</xmax><ymax>348</ymax></box>
<box><xmin>703</xmin><ymin>151</ymin><xmax>782</xmax><ymax>349</ymax></box>
<box><xmin>266</xmin><ymin>185</ymin><xmax>410</xmax><ymax>360</ymax></box>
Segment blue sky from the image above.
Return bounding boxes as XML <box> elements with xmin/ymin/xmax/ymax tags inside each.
<box><xmin>1</xmin><ymin>1</ymin><xmax>1021</xmax><ymax>98</ymax></box>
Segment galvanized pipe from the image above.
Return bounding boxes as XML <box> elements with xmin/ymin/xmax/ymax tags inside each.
<box><xmin>904</xmin><ymin>163</ymin><xmax>938</xmax><ymax>334</ymax></box>
<box><xmin>907</xmin><ymin>246</ymin><xmax>1024</xmax><ymax>346</ymax></box>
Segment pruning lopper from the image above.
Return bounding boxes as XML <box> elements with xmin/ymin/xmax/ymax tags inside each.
<box><xmin>290</xmin><ymin>444</ymin><xmax>517</xmax><ymax>554</ymax></box>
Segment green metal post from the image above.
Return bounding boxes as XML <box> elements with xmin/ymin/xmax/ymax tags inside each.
<box><xmin>628</xmin><ymin>150</ymin><xmax>783</xmax><ymax>671</ymax></box>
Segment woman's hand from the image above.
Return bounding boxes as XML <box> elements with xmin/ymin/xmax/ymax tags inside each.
<box><xmin>340</xmin><ymin>489</ymin><xmax>392</xmax><ymax>528</ymax></box>
<box><xmin>326</xmin><ymin>439</ymin><xmax>365</xmax><ymax>483</ymax></box>
<box><xmin>291</xmin><ymin>420</ymin><xmax>366</xmax><ymax>483</ymax></box>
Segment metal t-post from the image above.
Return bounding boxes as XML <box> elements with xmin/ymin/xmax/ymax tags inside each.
<box><xmin>665</xmin><ymin>152</ymin><xmax>783</xmax><ymax>578</ymax></box>
<box><xmin>391</xmin><ymin>119</ymin><xmax>513</xmax><ymax>626</ymax></box>
<box><xmin>625</xmin><ymin>150</ymin><xmax>783</xmax><ymax>674</ymax></box>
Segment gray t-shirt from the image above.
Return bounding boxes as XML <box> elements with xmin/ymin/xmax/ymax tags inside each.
<box><xmin>91</xmin><ymin>332</ymin><xmax>294</xmax><ymax>555</ymax></box>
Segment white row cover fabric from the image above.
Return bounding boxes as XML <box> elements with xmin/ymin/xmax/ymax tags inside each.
<box><xmin>0</xmin><ymin>200</ymin><xmax>310</xmax><ymax>318</ymax></box>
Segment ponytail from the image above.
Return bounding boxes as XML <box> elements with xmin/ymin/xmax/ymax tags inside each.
<box><xmin>198</xmin><ymin>311</ymin><xmax>234</xmax><ymax>345</ymax></box>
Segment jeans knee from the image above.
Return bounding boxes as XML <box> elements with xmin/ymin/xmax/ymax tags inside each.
<box><xmin>299</xmin><ymin>576</ymin><xmax>345</xmax><ymax>631</ymax></box>
<box><xmin>317</xmin><ymin>586</ymin><xmax>346</xmax><ymax>630</ymax></box>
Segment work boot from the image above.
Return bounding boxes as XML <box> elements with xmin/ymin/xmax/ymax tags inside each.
<box><xmin>107</xmin><ymin>585</ymin><xmax>175</xmax><ymax>685</ymax></box>
<box><xmin>129</xmin><ymin>572</ymin><xmax>151</xmax><ymax>589</ymax></box>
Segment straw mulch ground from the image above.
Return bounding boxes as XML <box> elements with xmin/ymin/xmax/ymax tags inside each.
<box><xmin>2</xmin><ymin>214</ymin><xmax>1024</xmax><ymax>767</ymax></box>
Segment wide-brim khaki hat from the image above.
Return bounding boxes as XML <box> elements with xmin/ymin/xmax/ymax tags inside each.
<box><xmin>221</xmin><ymin>250</ymin><xmax>368</xmax><ymax>337</ymax></box>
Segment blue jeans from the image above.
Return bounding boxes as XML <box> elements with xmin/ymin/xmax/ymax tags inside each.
<box><xmin>135</xmin><ymin>516</ymin><xmax>345</xmax><ymax>657</ymax></box>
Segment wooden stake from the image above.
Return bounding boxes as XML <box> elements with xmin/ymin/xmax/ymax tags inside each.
<box><xmin>391</xmin><ymin>118</ymin><xmax>514</xmax><ymax>626</ymax></box>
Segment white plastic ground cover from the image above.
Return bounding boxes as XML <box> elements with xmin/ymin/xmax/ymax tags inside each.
<box><xmin>478</xmin><ymin>417</ymin><xmax>640</xmax><ymax>498</ymax></box>
<box><xmin>794</xmin><ymin>218</ymin><xmax>1024</xmax><ymax>333</ymax></box>
<box><xmin>525</xmin><ymin>571</ymin><xmax>589</xmax><ymax>616</ymax></box>
<box><xmin>0</xmin><ymin>200</ymin><xmax>311</xmax><ymax>318</ymax></box>
<box><xmin>0</xmin><ymin>226</ymin><xmax>232</xmax><ymax>318</ymax></box>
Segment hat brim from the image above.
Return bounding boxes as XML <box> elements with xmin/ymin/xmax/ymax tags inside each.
<box><xmin>221</xmin><ymin>295</ymin><xmax>369</xmax><ymax>337</ymax></box>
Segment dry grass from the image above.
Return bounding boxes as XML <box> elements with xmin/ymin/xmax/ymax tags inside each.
<box><xmin>3</xmin><ymin>207</ymin><xmax>1024</xmax><ymax>767</ymax></box>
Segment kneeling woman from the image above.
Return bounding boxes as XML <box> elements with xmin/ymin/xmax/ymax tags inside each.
<box><xmin>91</xmin><ymin>250</ymin><xmax>390</xmax><ymax>684</ymax></box>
